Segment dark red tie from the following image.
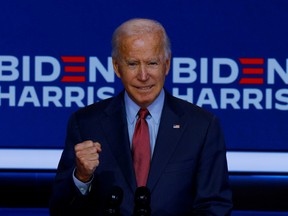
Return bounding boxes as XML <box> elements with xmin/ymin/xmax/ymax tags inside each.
<box><xmin>132</xmin><ymin>108</ymin><xmax>151</xmax><ymax>187</ymax></box>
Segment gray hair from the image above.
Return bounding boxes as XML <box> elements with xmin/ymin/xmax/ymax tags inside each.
<box><xmin>111</xmin><ymin>18</ymin><xmax>171</xmax><ymax>60</ymax></box>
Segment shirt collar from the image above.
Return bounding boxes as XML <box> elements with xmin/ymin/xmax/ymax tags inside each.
<box><xmin>125</xmin><ymin>89</ymin><xmax>165</xmax><ymax>125</ymax></box>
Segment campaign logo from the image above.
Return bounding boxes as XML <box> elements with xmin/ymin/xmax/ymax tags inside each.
<box><xmin>172</xmin><ymin>57</ymin><xmax>288</xmax><ymax>110</ymax></box>
<box><xmin>0</xmin><ymin>55</ymin><xmax>116</xmax><ymax>107</ymax></box>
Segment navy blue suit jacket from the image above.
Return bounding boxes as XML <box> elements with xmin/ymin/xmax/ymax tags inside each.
<box><xmin>50</xmin><ymin>90</ymin><xmax>233</xmax><ymax>216</ymax></box>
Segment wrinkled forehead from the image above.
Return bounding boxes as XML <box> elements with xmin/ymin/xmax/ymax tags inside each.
<box><xmin>119</xmin><ymin>33</ymin><xmax>166</xmax><ymax>59</ymax></box>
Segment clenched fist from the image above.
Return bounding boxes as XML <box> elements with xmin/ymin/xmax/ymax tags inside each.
<box><xmin>74</xmin><ymin>140</ymin><xmax>102</xmax><ymax>182</ymax></box>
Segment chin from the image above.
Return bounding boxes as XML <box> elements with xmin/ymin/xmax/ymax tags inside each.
<box><xmin>131</xmin><ymin>91</ymin><xmax>157</xmax><ymax>107</ymax></box>
<box><xmin>137</xmin><ymin>98</ymin><xmax>154</xmax><ymax>108</ymax></box>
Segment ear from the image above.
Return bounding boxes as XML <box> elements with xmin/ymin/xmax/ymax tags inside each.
<box><xmin>165</xmin><ymin>54</ymin><xmax>171</xmax><ymax>75</ymax></box>
<box><xmin>112</xmin><ymin>58</ymin><xmax>121</xmax><ymax>78</ymax></box>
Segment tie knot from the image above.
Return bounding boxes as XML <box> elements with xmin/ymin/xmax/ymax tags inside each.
<box><xmin>138</xmin><ymin>108</ymin><xmax>149</xmax><ymax>119</ymax></box>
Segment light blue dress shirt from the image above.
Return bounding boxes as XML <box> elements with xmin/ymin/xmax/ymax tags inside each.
<box><xmin>124</xmin><ymin>89</ymin><xmax>165</xmax><ymax>157</ymax></box>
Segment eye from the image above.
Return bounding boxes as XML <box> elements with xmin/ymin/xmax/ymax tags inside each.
<box><xmin>128</xmin><ymin>62</ymin><xmax>136</xmax><ymax>66</ymax></box>
<box><xmin>148</xmin><ymin>61</ymin><xmax>158</xmax><ymax>66</ymax></box>
<box><xmin>127</xmin><ymin>61</ymin><xmax>138</xmax><ymax>68</ymax></box>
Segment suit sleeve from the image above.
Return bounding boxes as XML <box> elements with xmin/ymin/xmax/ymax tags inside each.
<box><xmin>49</xmin><ymin>113</ymin><xmax>96</xmax><ymax>215</ymax></box>
<box><xmin>192</xmin><ymin>115</ymin><xmax>233</xmax><ymax>216</ymax></box>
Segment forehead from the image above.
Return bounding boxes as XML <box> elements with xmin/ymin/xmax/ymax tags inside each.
<box><xmin>119</xmin><ymin>33</ymin><xmax>164</xmax><ymax>58</ymax></box>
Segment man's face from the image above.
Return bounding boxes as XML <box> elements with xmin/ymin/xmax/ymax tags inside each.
<box><xmin>113</xmin><ymin>32</ymin><xmax>170</xmax><ymax>108</ymax></box>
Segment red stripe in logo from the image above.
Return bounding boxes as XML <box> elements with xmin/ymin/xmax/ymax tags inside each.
<box><xmin>239</xmin><ymin>58</ymin><xmax>264</xmax><ymax>85</ymax></box>
<box><xmin>60</xmin><ymin>56</ymin><xmax>86</xmax><ymax>82</ymax></box>
<box><xmin>61</xmin><ymin>76</ymin><xmax>86</xmax><ymax>82</ymax></box>
<box><xmin>64</xmin><ymin>66</ymin><xmax>85</xmax><ymax>73</ymax></box>
<box><xmin>239</xmin><ymin>78</ymin><xmax>264</xmax><ymax>84</ymax></box>
<box><xmin>242</xmin><ymin>68</ymin><xmax>264</xmax><ymax>74</ymax></box>
<box><xmin>61</xmin><ymin>56</ymin><xmax>86</xmax><ymax>63</ymax></box>
<box><xmin>239</xmin><ymin>58</ymin><xmax>264</xmax><ymax>64</ymax></box>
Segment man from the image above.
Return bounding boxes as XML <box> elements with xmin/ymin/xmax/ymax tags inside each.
<box><xmin>50</xmin><ymin>18</ymin><xmax>233</xmax><ymax>215</ymax></box>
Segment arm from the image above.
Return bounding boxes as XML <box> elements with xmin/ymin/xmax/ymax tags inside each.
<box><xmin>192</xmin><ymin>116</ymin><xmax>233</xmax><ymax>216</ymax></box>
<box><xmin>49</xmin><ymin>113</ymin><xmax>101</xmax><ymax>215</ymax></box>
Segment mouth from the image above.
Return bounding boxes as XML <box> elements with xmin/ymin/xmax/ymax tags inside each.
<box><xmin>136</xmin><ymin>85</ymin><xmax>153</xmax><ymax>91</ymax></box>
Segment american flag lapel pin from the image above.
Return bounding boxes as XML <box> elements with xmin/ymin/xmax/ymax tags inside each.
<box><xmin>173</xmin><ymin>124</ymin><xmax>180</xmax><ymax>129</ymax></box>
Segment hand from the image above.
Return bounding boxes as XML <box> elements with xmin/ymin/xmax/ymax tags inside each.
<box><xmin>74</xmin><ymin>140</ymin><xmax>102</xmax><ymax>182</ymax></box>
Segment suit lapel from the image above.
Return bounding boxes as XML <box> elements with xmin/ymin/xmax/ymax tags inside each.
<box><xmin>101</xmin><ymin>93</ymin><xmax>137</xmax><ymax>192</ymax></box>
<box><xmin>147</xmin><ymin>93</ymin><xmax>185</xmax><ymax>192</ymax></box>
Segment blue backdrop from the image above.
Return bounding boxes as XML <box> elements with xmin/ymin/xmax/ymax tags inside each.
<box><xmin>1</xmin><ymin>0</ymin><xmax>287</xmax><ymax>152</ymax></box>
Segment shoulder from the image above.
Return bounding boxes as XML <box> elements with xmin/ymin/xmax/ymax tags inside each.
<box><xmin>76</xmin><ymin>97</ymin><xmax>114</xmax><ymax>117</ymax></box>
<box><xmin>165</xmin><ymin>91</ymin><xmax>215</xmax><ymax>122</ymax></box>
<box><xmin>165</xmin><ymin>92</ymin><xmax>223</xmax><ymax>136</ymax></box>
<box><xmin>72</xmin><ymin>91</ymin><xmax>124</xmax><ymax>121</ymax></box>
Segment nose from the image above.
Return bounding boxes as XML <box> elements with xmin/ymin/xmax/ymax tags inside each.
<box><xmin>137</xmin><ymin>65</ymin><xmax>149</xmax><ymax>81</ymax></box>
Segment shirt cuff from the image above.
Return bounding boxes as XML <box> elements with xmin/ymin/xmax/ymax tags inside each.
<box><xmin>72</xmin><ymin>168</ymin><xmax>93</xmax><ymax>195</ymax></box>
